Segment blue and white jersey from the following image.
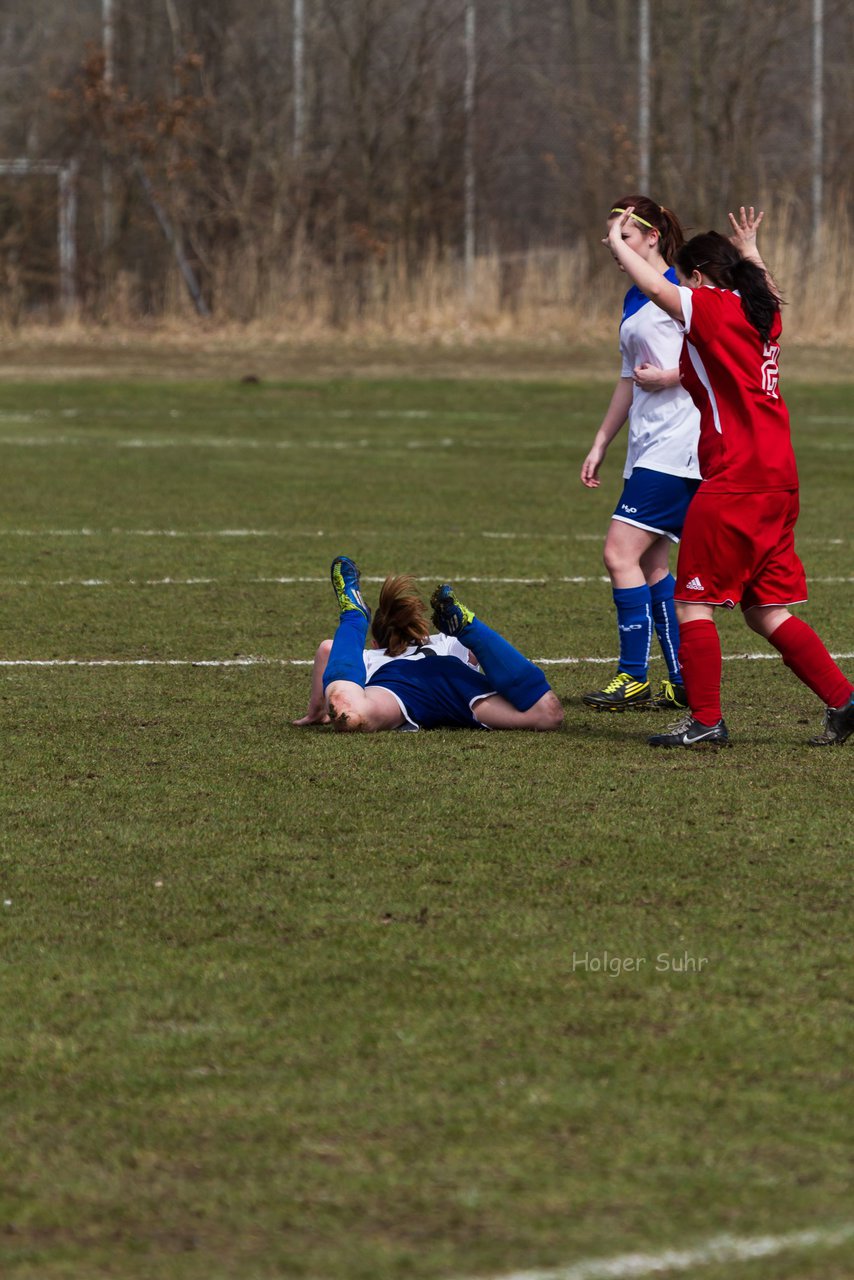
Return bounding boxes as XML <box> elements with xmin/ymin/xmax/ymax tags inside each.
<box><xmin>363</xmin><ymin>634</ymin><xmax>491</xmax><ymax>731</ymax></box>
<box><xmin>363</xmin><ymin>633</ymin><xmax>472</xmax><ymax>680</ymax></box>
<box><xmin>619</xmin><ymin>267</ymin><xmax>701</xmax><ymax>480</ymax></box>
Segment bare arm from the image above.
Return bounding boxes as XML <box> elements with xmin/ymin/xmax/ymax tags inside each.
<box><xmin>293</xmin><ymin>639</ymin><xmax>333</xmax><ymax>725</ymax></box>
<box><xmin>605</xmin><ymin>211</ymin><xmax>684</xmax><ymax>322</ymax></box>
<box><xmin>580</xmin><ymin>377</ymin><xmax>633</xmax><ymax>488</ymax></box>
<box><xmin>633</xmin><ymin>364</ymin><xmax>681</xmax><ymax>392</ymax></box>
<box><xmin>728</xmin><ymin>205</ymin><xmax>781</xmax><ymax>299</ymax></box>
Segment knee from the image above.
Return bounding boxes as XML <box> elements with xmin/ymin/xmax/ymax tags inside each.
<box><xmin>602</xmin><ymin>543</ymin><xmax>623</xmax><ymax>576</ymax></box>
<box><xmin>318</xmin><ymin>638</ymin><xmax>333</xmax><ymax>660</ymax></box>
<box><xmin>534</xmin><ymin>690</ymin><xmax>564</xmax><ymax>731</ymax></box>
<box><xmin>744</xmin><ymin>606</ymin><xmax>791</xmax><ymax>639</ymax></box>
<box><xmin>325</xmin><ymin>690</ymin><xmax>365</xmax><ymax>733</ymax></box>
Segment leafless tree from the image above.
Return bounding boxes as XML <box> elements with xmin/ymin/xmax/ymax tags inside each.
<box><xmin>0</xmin><ymin>0</ymin><xmax>848</xmax><ymax>320</ymax></box>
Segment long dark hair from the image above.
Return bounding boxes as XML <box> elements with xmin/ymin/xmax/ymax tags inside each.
<box><xmin>675</xmin><ymin>231</ymin><xmax>781</xmax><ymax>344</ymax></box>
<box><xmin>609</xmin><ymin>194</ymin><xmax>685</xmax><ymax>265</ymax></box>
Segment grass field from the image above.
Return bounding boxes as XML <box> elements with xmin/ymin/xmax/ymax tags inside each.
<box><xmin>0</xmin><ymin>371</ymin><xmax>852</xmax><ymax>1280</ymax></box>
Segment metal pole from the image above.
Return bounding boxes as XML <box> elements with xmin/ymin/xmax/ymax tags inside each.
<box><xmin>811</xmin><ymin>0</ymin><xmax>823</xmax><ymax>243</ymax></box>
<box><xmin>59</xmin><ymin>161</ymin><xmax>79</xmax><ymax>315</ymax></box>
<box><xmin>102</xmin><ymin>0</ymin><xmax>115</xmax><ymax>250</ymax></box>
<box><xmin>464</xmin><ymin>0</ymin><xmax>476</xmax><ymax>301</ymax></box>
<box><xmin>293</xmin><ymin>0</ymin><xmax>305</xmax><ymax>158</ymax></box>
<box><xmin>638</xmin><ymin>0</ymin><xmax>650</xmax><ymax>190</ymax></box>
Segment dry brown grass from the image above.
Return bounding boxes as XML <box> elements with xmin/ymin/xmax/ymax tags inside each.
<box><xmin>0</xmin><ymin>205</ymin><xmax>850</xmax><ymax>382</ymax></box>
<box><xmin>115</xmin><ymin>202</ymin><xmax>853</xmax><ymax>346</ymax></box>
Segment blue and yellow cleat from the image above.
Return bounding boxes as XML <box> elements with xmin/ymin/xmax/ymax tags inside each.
<box><xmin>582</xmin><ymin>671</ymin><xmax>651</xmax><ymax>711</ymax></box>
<box><xmin>430</xmin><ymin>583</ymin><xmax>475</xmax><ymax>636</ymax></box>
<box><xmin>330</xmin><ymin>555</ymin><xmax>371</xmax><ymax>622</ymax></box>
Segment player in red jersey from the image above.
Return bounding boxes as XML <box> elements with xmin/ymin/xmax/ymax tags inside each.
<box><xmin>604</xmin><ymin>205</ymin><xmax>854</xmax><ymax>748</ymax></box>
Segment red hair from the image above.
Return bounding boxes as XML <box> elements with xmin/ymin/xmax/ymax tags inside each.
<box><xmin>371</xmin><ymin>575</ymin><xmax>430</xmax><ymax>656</ymax></box>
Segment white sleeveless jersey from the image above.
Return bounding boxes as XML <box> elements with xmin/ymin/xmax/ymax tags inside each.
<box><xmin>363</xmin><ymin>633</ymin><xmax>472</xmax><ymax>679</ymax></box>
<box><xmin>619</xmin><ymin>273</ymin><xmax>701</xmax><ymax>480</ymax></box>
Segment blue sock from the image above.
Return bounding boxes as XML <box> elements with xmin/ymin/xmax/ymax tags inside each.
<box><xmin>458</xmin><ymin>617</ymin><xmax>550</xmax><ymax>711</ymax></box>
<box><xmin>322</xmin><ymin>610</ymin><xmax>369</xmax><ymax>690</ymax></box>
<box><xmin>650</xmin><ymin>573</ymin><xmax>681</xmax><ymax>681</ymax></box>
<box><xmin>612</xmin><ymin>584</ymin><xmax>652</xmax><ymax>680</ymax></box>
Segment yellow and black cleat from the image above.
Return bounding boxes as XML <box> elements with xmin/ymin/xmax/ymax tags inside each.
<box><xmin>652</xmin><ymin>678</ymin><xmax>689</xmax><ymax>710</ymax></box>
<box><xmin>582</xmin><ymin>671</ymin><xmax>651</xmax><ymax>711</ymax></box>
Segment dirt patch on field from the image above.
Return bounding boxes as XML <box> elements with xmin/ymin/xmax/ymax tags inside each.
<box><xmin>0</xmin><ymin>326</ymin><xmax>851</xmax><ymax>384</ymax></box>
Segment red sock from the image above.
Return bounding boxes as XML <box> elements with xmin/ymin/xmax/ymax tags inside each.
<box><xmin>768</xmin><ymin>615</ymin><xmax>854</xmax><ymax>708</ymax></box>
<box><xmin>678</xmin><ymin>619</ymin><xmax>722</xmax><ymax>724</ymax></box>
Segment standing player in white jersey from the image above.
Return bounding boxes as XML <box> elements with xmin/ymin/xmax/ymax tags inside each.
<box><xmin>580</xmin><ymin>195</ymin><xmax>701</xmax><ymax>712</ymax></box>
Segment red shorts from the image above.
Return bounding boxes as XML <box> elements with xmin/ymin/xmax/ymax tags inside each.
<box><xmin>675</xmin><ymin>488</ymin><xmax>807</xmax><ymax>611</ymax></box>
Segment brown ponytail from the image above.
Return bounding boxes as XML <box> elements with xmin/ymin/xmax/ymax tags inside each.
<box><xmin>675</xmin><ymin>232</ymin><xmax>781</xmax><ymax>344</ymax></box>
<box><xmin>371</xmin><ymin>575</ymin><xmax>431</xmax><ymax>655</ymax></box>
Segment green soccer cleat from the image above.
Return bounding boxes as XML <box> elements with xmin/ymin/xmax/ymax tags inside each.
<box><xmin>808</xmin><ymin>693</ymin><xmax>854</xmax><ymax>746</ymax></box>
<box><xmin>648</xmin><ymin>713</ymin><xmax>730</xmax><ymax>749</ymax></box>
<box><xmin>430</xmin><ymin>583</ymin><xmax>475</xmax><ymax>636</ymax></box>
<box><xmin>330</xmin><ymin>555</ymin><xmax>371</xmax><ymax>622</ymax></box>
<box><xmin>582</xmin><ymin>671</ymin><xmax>651</xmax><ymax>711</ymax></box>
<box><xmin>653</xmin><ymin>678</ymin><xmax>689</xmax><ymax>710</ymax></box>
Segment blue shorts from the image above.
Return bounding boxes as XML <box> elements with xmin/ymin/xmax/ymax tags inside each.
<box><xmin>368</xmin><ymin>651</ymin><xmax>495</xmax><ymax>729</ymax></box>
<box><xmin>612</xmin><ymin>467</ymin><xmax>700</xmax><ymax>543</ymax></box>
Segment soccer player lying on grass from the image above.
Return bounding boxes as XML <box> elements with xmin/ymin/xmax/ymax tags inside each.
<box><xmin>294</xmin><ymin>557</ymin><xmax>563</xmax><ymax>732</ymax></box>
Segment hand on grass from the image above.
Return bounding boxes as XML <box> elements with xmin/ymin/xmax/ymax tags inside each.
<box><xmin>293</xmin><ymin>707</ymin><xmax>331</xmax><ymax>727</ymax></box>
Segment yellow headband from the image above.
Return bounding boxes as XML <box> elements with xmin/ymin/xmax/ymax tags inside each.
<box><xmin>610</xmin><ymin>207</ymin><xmax>656</xmax><ymax>231</ymax></box>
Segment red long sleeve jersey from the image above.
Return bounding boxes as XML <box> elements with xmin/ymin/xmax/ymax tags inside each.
<box><xmin>677</xmin><ymin>285</ymin><xmax>799</xmax><ymax>493</ymax></box>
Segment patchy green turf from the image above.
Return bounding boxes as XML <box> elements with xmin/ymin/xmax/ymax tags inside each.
<box><xmin>0</xmin><ymin>377</ymin><xmax>851</xmax><ymax>1280</ymax></box>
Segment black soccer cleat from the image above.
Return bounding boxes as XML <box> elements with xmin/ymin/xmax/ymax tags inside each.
<box><xmin>652</xmin><ymin>678</ymin><xmax>689</xmax><ymax>711</ymax></box>
<box><xmin>808</xmin><ymin>693</ymin><xmax>854</xmax><ymax>746</ymax></box>
<box><xmin>648</xmin><ymin>712</ymin><xmax>730</xmax><ymax>749</ymax></box>
<box><xmin>582</xmin><ymin>671</ymin><xmax>651</xmax><ymax>711</ymax></box>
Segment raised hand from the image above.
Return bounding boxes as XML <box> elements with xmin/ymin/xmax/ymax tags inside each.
<box><xmin>728</xmin><ymin>205</ymin><xmax>765</xmax><ymax>258</ymax></box>
<box><xmin>605</xmin><ymin>206</ymin><xmax>634</xmax><ymax>252</ymax></box>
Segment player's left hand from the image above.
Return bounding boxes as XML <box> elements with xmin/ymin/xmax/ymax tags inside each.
<box><xmin>633</xmin><ymin>363</ymin><xmax>677</xmax><ymax>392</ymax></box>
<box><xmin>728</xmin><ymin>205</ymin><xmax>764</xmax><ymax>254</ymax></box>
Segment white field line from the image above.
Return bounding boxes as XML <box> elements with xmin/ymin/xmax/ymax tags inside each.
<box><xmin>2</xmin><ymin>407</ymin><xmax>849</xmax><ymax>423</ymax></box>
<box><xmin>461</xmin><ymin>1222</ymin><xmax>854</xmax><ymax>1280</ymax></box>
<box><xmin>0</xmin><ymin>658</ymin><xmax>313</xmax><ymax>668</ymax></box>
<box><xmin>0</xmin><ymin>528</ymin><xmax>845</xmax><ymax>547</ymax></box>
<box><xmin>0</xmin><ymin>435</ymin><xmax>491</xmax><ymax>449</ymax></box>
<box><xmin>0</xmin><ymin>575</ymin><xmax>609</xmax><ymax>587</ymax></box>
<box><xmin>0</xmin><ymin>434</ymin><xmax>632</xmax><ymax>452</ymax></box>
<box><xmin>2</xmin><ymin>652</ymin><xmax>853</xmax><ymax>669</ymax></box>
<box><xmin>0</xmin><ymin>528</ymin><xmax>328</xmax><ymax>538</ymax></box>
<box><xmin>1</xmin><ymin>575</ymin><xmax>853</xmax><ymax>589</ymax></box>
